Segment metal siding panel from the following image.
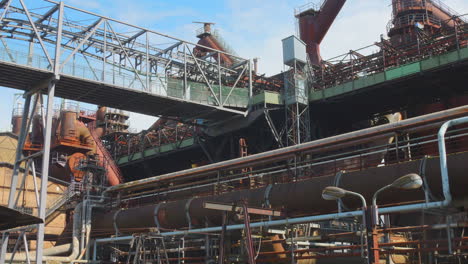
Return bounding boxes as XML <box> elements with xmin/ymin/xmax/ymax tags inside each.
<box><xmin>421</xmin><ymin>57</ymin><xmax>440</xmax><ymax>71</ymax></box>
<box><xmin>309</xmin><ymin>90</ymin><xmax>323</xmax><ymax>101</ymax></box>
<box><xmin>439</xmin><ymin>50</ymin><xmax>460</xmax><ymax>65</ymax></box>
<box><xmin>461</xmin><ymin>47</ymin><xmax>468</xmax><ymax>59</ymax></box>
<box><xmin>385</xmin><ymin>62</ymin><xmax>421</xmax><ymax>80</ymax></box>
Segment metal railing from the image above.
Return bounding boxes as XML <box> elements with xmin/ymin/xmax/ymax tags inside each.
<box><xmin>117</xmin><ymin>109</ymin><xmax>468</xmax><ymax>203</ymax></box>
<box><xmin>0</xmin><ymin>0</ymin><xmax>252</xmax><ymax>112</ymax></box>
<box><xmin>108</xmin><ymin>122</ymin><xmax>198</xmax><ymax>161</ymax></box>
<box><xmin>294</xmin><ymin>1</ymin><xmax>323</xmax><ymax>16</ymax></box>
<box><xmin>45</xmin><ymin>182</ymin><xmax>82</xmax><ymax>218</ymax></box>
<box><xmin>387</xmin><ymin>13</ymin><xmax>442</xmax><ymax>33</ymax></box>
<box><xmin>313</xmin><ymin>22</ymin><xmax>468</xmax><ymax>91</ymax></box>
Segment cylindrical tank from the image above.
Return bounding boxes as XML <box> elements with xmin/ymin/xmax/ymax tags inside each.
<box><xmin>11</xmin><ymin>106</ymin><xmax>24</xmax><ymax>136</ymax></box>
<box><xmin>389</xmin><ymin>0</ymin><xmax>460</xmax><ymax>47</ymax></box>
<box><xmin>59</xmin><ymin>111</ymin><xmax>78</xmax><ymax>140</ymax></box>
<box><xmin>96</xmin><ymin>106</ymin><xmax>107</xmax><ymax>122</ymax></box>
<box><xmin>11</xmin><ymin>116</ymin><xmax>23</xmax><ymax>136</ymax></box>
<box><xmin>31</xmin><ymin>115</ymin><xmax>44</xmax><ymax>145</ymax></box>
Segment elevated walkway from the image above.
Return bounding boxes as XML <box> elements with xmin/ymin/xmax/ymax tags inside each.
<box><xmin>0</xmin><ymin>0</ymin><xmax>252</xmax><ymax>122</ymax></box>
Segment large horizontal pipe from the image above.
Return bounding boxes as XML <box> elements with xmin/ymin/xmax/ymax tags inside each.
<box><xmin>93</xmin><ymin>151</ymin><xmax>468</xmax><ymax>232</ymax></box>
<box><xmin>106</xmin><ymin>105</ymin><xmax>468</xmax><ymax>194</ymax></box>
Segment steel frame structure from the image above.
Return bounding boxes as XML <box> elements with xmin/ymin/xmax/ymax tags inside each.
<box><xmin>312</xmin><ymin>16</ymin><xmax>467</xmax><ymax>91</ymax></box>
<box><xmin>107</xmin><ymin>121</ymin><xmax>197</xmax><ymax>162</ymax></box>
<box><xmin>91</xmin><ymin>114</ymin><xmax>468</xmax><ymax>264</ymax></box>
<box><xmin>0</xmin><ymin>0</ymin><xmax>253</xmax><ymax>121</ymax></box>
<box><xmin>0</xmin><ymin>0</ymin><xmax>250</xmax><ymax>263</ymax></box>
<box><xmin>105</xmin><ymin>106</ymin><xmax>468</xmax><ymax>201</ymax></box>
<box><xmin>283</xmin><ymin>64</ymin><xmax>311</xmax><ymax>147</ymax></box>
<box><xmin>0</xmin><ymin>78</ymin><xmax>58</xmax><ymax>263</ymax></box>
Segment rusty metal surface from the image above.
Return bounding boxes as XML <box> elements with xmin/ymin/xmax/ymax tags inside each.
<box><xmin>296</xmin><ymin>0</ymin><xmax>346</xmax><ymax>65</ymax></box>
<box><xmin>106</xmin><ymin>105</ymin><xmax>468</xmax><ymax>194</ymax></box>
<box><xmin>92</xmin><ymin>151</ymin><xmax>468</xmax><ymax>232</ymax></box>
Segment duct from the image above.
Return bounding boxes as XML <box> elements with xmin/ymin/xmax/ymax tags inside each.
<box><xmin>76</xmin><ymin>121</ymin><xmax>95</xmax><ymax>151</ymax></box>
<box><xmin>196</xmin><ymin>35</ymin><xmax>233</xmax><ymax>66</ymax></box>
<box><xmin>94</xmin><ymin>106</ymin><xmax>106</xmax><ymax>138</ymax></box>
<box><xmin>139</xmin><ymin>117</ymin><xmax>467</xmax><ymax>237</ymax></box>
<box><xmin>6</xmin><ymin>202</ymin><xmax>81</xmax><ymax>262</ymax></box>
<box><xmin>93</xmin><ymin>151</ymin><xmax>468</xmax><ymax>232</ymax></box>
<box><xmin>296</xmin><ymin>0</ymin><xmax>346</xmax><ymax>65</ymax></box>
<box><xmin>93</xmin><ymin>117</ymin><xmax>468</xmax><ymax>234</ymax></box>
<box><xmin>106</xmin><ymin>105</ymin><xmax>468</xmax><ymax>194</ymax></box>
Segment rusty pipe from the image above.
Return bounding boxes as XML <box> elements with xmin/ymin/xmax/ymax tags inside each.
<box><xmin>296</xmin><ymin>0</ymin><xmax>346</xmax><ymax>65</ymax></box>
<box><xmin>93</xmin><ymin>151</ymin><xmax>468</xmax><ymax>232</ymax></box>
<box><xmin>106</xmin><ymin>105</ymin><xmax>468</xmax><ymax>194</ymax></box>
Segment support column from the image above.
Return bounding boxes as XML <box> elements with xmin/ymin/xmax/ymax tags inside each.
<box><xmin>35</xmin><ymin>78</ymin><xmax>57</xmax><ymax>264</ymax></box>
<box><xmin>0</xmin><ymin>93</ymin><xmax>32</xmax><ymax>264</ymax></box>
<box><xmin>36</xmin><ymin>1</ymin><xmax>63</xmax><ymax>262</ymax></box>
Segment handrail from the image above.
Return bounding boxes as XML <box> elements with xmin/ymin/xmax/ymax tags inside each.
<box><xmin>105</xmin><ymin>105</ymin><xmax>468</xmax><ymax>194</ymax></box>
<box><xmin>95</xmin><ymin>117</ymin><xmax>468</xmax><ymax>239</ymax></box>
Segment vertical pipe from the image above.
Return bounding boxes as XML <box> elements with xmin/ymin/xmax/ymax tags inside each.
<box><xmin>242</xmin><ymin>202</ymin><xmax>255</xmax><ymax>264</ymax></box>
<box><xmin>218</xmin><ymin>52</ymin><xmax>222</xmax><ymax>107</ymax></box>
<box><xmin>0</xmin><ymin>93</ymin><xmax>31</xmax><ymax>264</ymax></box>
<box><xmin>248</xmin><ymin>59</ymin><xmax>253</xmax><ymax>105</ymax></box>
<box><xmin>218</xmin><ymin>212</ymin><xmax>227</xmax><ymax>264</ymax></box>
<box><xmin>296</xmin><ymin>103</ymin><xmax>300</xmax><ymax>144</ymax></box>
<box><xmin>183</xmin><ymin>44</ymin><xmax>187</xmax><ymax>99</ymax></box>
<box><xmin>103</xmin><ymin>20</ymin><xmax>107</xmax><ymax>82</ymax></box>
<box><xmin>92</xmin><ymin>241</ymin><xmax>97</xmax><ymax>261</ymax></box>
<box><xmin>437</xmin><ymin>117</ymin><xmax>468</xmax><ymax>204</ymax></box>
<box><xmin>145</xmin><ymin>31</ymin><xmax>149</xmax><ymax>92</ymax></box>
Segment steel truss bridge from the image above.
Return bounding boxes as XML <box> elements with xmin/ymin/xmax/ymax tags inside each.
<box><xmin>0</xmin><ymin>0</ymin><xmax>253</xmax><ymax>122</ymax></box>
<box><xmin>0</xmin><ymin>0</ymin><xmax>252</xmax><ymax>262</ymax></box>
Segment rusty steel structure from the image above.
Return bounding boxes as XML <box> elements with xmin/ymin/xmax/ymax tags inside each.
<box><xmin>295</xmin><ymin>0</ymin><xmax>347</xmax><ymax>66</ymax></box>
<box><xmin>0</xmin><ymin>0</ymin><xmax>467</xmax><ymax>264</ymax></box>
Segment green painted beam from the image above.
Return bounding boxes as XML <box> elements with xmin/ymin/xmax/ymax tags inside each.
<box><xmin>117</xmin><ymin>137</ymin><xmax>195</xmax><ymax>165</ymax></box>
<box><xmin>310</xmin><ymin>47</ymin><xmax>468</xmax><ymax>102</ymax></box>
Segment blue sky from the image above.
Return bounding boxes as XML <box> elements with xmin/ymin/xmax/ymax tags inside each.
<box><xmin>0</xmin><ymin>0</ymin><xmax>467</xmax><ymax>131</ymax></box>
